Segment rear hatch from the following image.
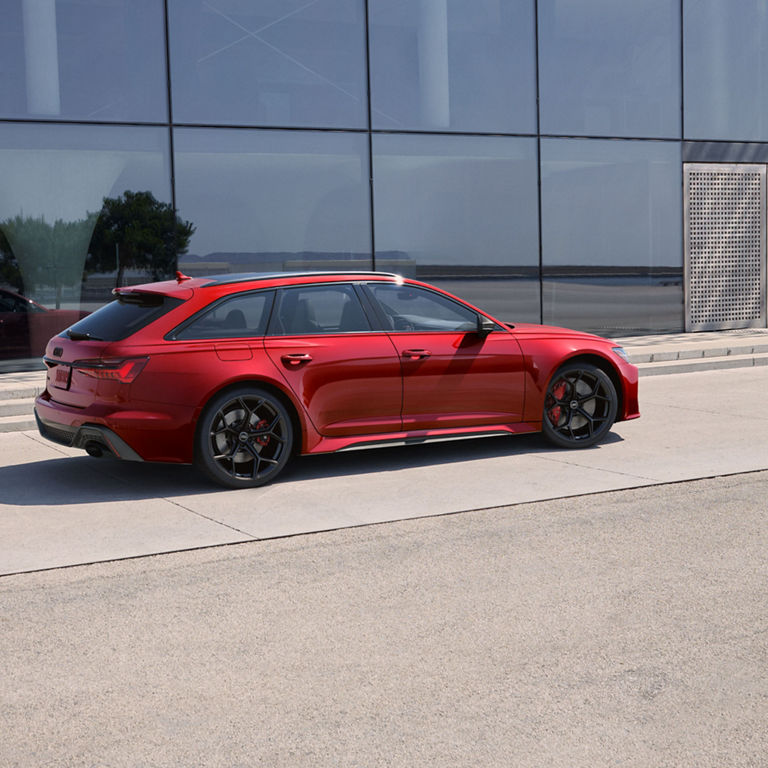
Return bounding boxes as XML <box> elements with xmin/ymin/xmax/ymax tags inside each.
<box><xmin>44</xmin><ymin>292</ymin><xmax>184</xmax><ymax>408</ymax></box>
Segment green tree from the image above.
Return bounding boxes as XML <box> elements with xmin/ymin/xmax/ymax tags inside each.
<box><xmin>87</xmin><ymin>190</ymin><xmax>195</xmax><ymax>288</ymax></box>
<box><xmin>0</xmin><ymin>226</ymin><xmax>22</xmax><ymax>291</ymax></box>
<box><xmin>0</xmin><ymin>213</ymin><xmax>98</xmax><ymax>307</ymax></box>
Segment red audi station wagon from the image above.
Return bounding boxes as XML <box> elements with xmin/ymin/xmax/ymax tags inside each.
<box><xmin>35</xmin><ymin>272</ymin><xmax>639</xmax><ymax>488</ymax></box>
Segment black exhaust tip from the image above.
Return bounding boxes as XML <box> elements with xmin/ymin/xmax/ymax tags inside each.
<box><xmin>84</xmin><ymin>441</ymin><xmax>105</xmax><ymax>458</ymax></box>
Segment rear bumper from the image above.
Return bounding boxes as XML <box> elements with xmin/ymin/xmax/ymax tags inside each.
<box><xmin>35</xmin><ymin>409</ymin><xmax>144</xmax><ymax>461</ymax></box>
<box><xmin>34</xmin><ymin>391</ymin><xmax>196</xmax><ymax>463</ymax></box>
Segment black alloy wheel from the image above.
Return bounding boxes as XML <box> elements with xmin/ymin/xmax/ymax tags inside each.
<box><xmin>196</xmin><ymin>386</ymin><xmax>293</xmax><ymax>488</ymax></box>
<box><xmin>542</xmin><ymin>363</ymin><xmax>617</xmax><ymax>449</ymax></box>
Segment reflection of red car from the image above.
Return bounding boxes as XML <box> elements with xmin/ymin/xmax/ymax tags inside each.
<box><xmin>35</xmin><ymin>272</ymin><xmax>640</xmax><ymax>488</ymax></box>
<box><xmin>0</xmin><ymin>288</ymin><xmax>88</xmax><ymax>360</ymax></box>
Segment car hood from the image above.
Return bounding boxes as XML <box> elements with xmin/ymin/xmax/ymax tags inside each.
<box><xmin>506</xmin><ymin>322</ymin><xmax>615</xmax><ymax>345</ymax></box>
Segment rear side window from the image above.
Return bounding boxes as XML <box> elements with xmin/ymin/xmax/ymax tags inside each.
<box><xmin>269</xmin><ymin>284</ymin><xmax>371</xmax><ymax>335</ymax></box>
<box><xmin>173</xmin><ymin>291</ymin><xmax>274</xmax><ymax>340</ymax></box>
<box><xmin>64</xmin><ymin>293</ymin><xmax>184</xmax><ymax>342</ymax></box>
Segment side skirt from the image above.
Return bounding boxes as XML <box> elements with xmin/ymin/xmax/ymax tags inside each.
<box><xmin>306</xmin><ymin>422</ymin><xmax>542</xmax><ymax>455</ymax></box>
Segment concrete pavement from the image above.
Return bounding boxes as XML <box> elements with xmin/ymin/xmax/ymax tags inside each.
<box><xmin>1</xmin><ymin>366</ymin><xmax>767</xmax><ymax>575</ymax></box>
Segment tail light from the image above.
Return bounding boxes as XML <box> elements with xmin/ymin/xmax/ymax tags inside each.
<box><xmin>73</xmin><ymin>357</ymin><xmax>149</xmax><ymax>383</ymax></box>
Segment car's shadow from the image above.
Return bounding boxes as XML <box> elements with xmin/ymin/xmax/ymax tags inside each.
<box><xmin>4</xmin><ymin>431</ymin><xmax>624</xmax><ymax>506</ymax></box>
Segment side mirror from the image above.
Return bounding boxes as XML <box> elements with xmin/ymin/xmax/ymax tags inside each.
<box><xmin>476</xmin><ymin>315</ymin><xmax>496</xmax><ymax>337</ymax></box>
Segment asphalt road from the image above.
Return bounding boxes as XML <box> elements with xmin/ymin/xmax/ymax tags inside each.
<box><xmin>2</xmin><ymin>471</ymin><xmax>767</xmax><ymax>768</ymax></box>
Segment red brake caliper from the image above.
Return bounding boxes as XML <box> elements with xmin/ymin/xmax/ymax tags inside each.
<box><xmin>254</xmin><ymin>419</ymin><xmax>270</xmax><ymax>447</ymax></box>
<box><xmin>548</xmin><ymin>380</ymin><xmax>568</xmax><ymax>426</ymax></box>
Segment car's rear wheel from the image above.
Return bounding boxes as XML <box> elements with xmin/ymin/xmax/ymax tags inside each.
<box><xmin>542</xmin><ymin>363</ymin><xmax>617</xmax><ymax>449</ymax></box>
<box><xmin>196</xmin><ymin>386</ymin><xmax>293</xmax><ymax>488</ymax></box>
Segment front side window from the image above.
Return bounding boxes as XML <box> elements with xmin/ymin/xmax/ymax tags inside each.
<box><xmin>270</xmin><ymin>284</ymin><xmax>370</xmax><ymax>335</ymax></box>
<box><xmin>175</xmin><ymin>291</ymin><xmax>274</xmax><ymax>340</ymax></box>
<box><xmin>368</xmin><ymin>283</ymin><xmax>479</xmax><ymax>332</ymax></box>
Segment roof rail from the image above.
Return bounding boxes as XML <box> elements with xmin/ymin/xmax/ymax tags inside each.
<box><xmin>202</xmin><ymin>271</ymin><xmax>401</xmax><ymax>286</ymax></box>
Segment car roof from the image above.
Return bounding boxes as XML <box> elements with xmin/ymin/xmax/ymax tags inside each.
<box><xmin>116</xmin><ymin>271</ymin><xmax>403</xmax><ymax>297</ymax></box>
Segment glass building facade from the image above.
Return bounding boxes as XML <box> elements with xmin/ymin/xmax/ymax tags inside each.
<box><xmin>0</xmin><ymin>0</ymin><xmax>765</xmax><ymax>370</ymax></box>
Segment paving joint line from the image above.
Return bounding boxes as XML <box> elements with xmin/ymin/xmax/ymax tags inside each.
<box><xmin>89</xmin><ymin>461</ymin><xmax>263</xmax><ymax>540</ymax></box>
<box><xmin>159</xmin><ymin>496</ymin><xmax>261</xmax><ymax>541</ymax></box>
<box><xmin>19</xmin><ymin>431</ymin><xmax>74</xmax><ymax>458</ymax></box>
<box><xmin>531</xmin><ymin>452</ymin><xmax>659</xmax><ymax>482</ymax></box>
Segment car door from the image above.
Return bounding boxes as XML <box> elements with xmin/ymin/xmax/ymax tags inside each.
<box><xmin>263</xmin><ymin>283</ymin><xmax>403</xmax><ymax>437</ymax></box>
<box><xmin>0</xmin><ymin>291</ymin><xmax>31</xmax><ymax>358</ymax></box>
<box><xmin>365</xmin><ymin>282</ymin><xmax>526</xmax><ymax>430</ymax></box>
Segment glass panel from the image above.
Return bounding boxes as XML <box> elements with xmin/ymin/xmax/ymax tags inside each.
<box><xmin>176</xmin><ymin>291</ymin><xmax>274</xmax><ymax>339</ymax></box>
<box><xmin>0</xmin><ymin>0</ymin><xmax>167</xmax><ymax>122</ymax></box>
<box><xmin>372</xmin><ymin>134</ymin><xmax>540</xmax><ymax>323</ymax></box>
<box><xmin>271</xmin><ymin>284</ymin><xmax>370</xmax><ymax>335</ymax></box>
<box><xmin>168</xmin><ymin>0</ymin><xmax>367</xmax><ymax>128</ymax></box>
<box><xmin>174</xmin><ymin>128</ymin><xmax>371</xmax><ymax>276</ymax></box>
<box><xmin>538</xmin><ymin>0</ymin><xmax>680</xmax><ymax>139</ymax></box>
<box><xmin>0</xmin><ymin>124</ymin><xmax>173</xmax><ymax>369</ymax></box>
<box><xmin>541</xmin><ymin>138</ymin><xmax>683</xmax><ymax>335</ymax></box>
<box><xmin>684</xmin><ymin>0</ymin><xmax>768</xmax><ymax>141</ymax></box>
<box><xmin>368</xmin><ymin>283</ymin><xmax>478</xmax><ymax>332</ymax></box>
<box><xmin>67</xmin><ymin>294</ymin><xmax>184</xmax><ymax>342</ymax></box>
<box><xmin>369</xmin><ymin>0</ymin><xmax>536</xmax><ymax>133</ymax></box>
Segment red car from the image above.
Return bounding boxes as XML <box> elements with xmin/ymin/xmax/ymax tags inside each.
<box><xmin>0</xmin><ymin>287</ymin><xmax>88</xmax><ymax>360</ymax></box>
<box><xmin>34</xmin><ymin>271</ymin><xmax>639</xmax><ymax>488</ymax></box>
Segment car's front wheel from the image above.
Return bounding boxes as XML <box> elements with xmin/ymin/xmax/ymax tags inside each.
<box><xmin>542</xmin><ymin>363</ymin><xmax>617</xmax><ymax>448</ymax></box>
<box><xmin>196</xmin><ymin>386</ymin><xmax>293</xmax><ymax>488</ymax></box>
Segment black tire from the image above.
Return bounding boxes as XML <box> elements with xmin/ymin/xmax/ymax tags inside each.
<box><xmin>195</xmin><ymin>386</ymin><xmax>293</xmax><ymax>488</ymax></box>
<box><xmin>542</xmin><ymin>363</ymin><xmax>617</xmax><ymax>449</ymax></box>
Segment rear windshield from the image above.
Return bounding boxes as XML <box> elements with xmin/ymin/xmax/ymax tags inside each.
<box><xmin>63</xmin><ymin>293</ymin><xmax>184</xmax><ymax>342</ymax></box>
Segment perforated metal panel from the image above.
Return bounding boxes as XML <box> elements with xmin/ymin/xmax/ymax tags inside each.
<box><xmin>685</xmin><ymin>163</ymin><xmax>767</xmax><ymax>331</ymax></box>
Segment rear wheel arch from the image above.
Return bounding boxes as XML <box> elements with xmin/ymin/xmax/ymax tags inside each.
<box><xmin>194</xmin><ymin>378</ymin><xmax>304</xmax><ymax>458</ymax></box>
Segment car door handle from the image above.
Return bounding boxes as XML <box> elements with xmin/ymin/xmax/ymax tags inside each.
<box><xmin>281</xmin><ymin>353</ymin><xmax>312</xmax><ymax>367</ymax></box>
<box><xmin>401</xmin><ymin>349</ymin><xmax>431</xmax><ymax>360</ymax></box>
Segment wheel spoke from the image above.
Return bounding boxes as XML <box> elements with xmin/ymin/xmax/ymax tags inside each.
<box><xmin>216</xmin><ymin>407</ymin><xmax>241</xmax><ymax>431</ymax></box>
<box><xmin>575</xmin><ymin>408</ymin><xmax>595</xmax><ymax>435</ymax></box>
<box><xmin>252</xmin><ymin>414</ymin><xmax>279</xmax><ymax>437</ymax></box>
<box><xmin>237</xmin><ymin>397</ymin><xmax>256</xmax><ymax>423</ymax></box>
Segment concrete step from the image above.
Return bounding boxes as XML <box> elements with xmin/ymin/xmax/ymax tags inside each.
<box><xmin>0</xmin><ymin>372</ymin><xmax>47</xmax><ymax>402</ymax></box>
<box><xmin>627</xmin><ymin>341</ymin><xmax>768</xmax><ymax>365</ymax></box>
<box><xmin>0</xmin><ymin>398</ymin><xmax>35</xmax><ymax>418</ymax></box>
<box><xmin>0</xmin><ymin>413</ymin><xmax>36</xmax><ymax>433</ymax></box>
<box><xmin>0</xmin><ymin>372</ymin><xmax>45</xmax><ymax>432</ymax></box>
<box><xmin>636</xmin><ymin>351</ymin><xmax>768</xmax><ymax>376</ymax></box>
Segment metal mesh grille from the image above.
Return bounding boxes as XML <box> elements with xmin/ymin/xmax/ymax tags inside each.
<box><xmin>685</xmin><ymin>164</ymin><xmax>766</xmax><ymax>331</ymax></box>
